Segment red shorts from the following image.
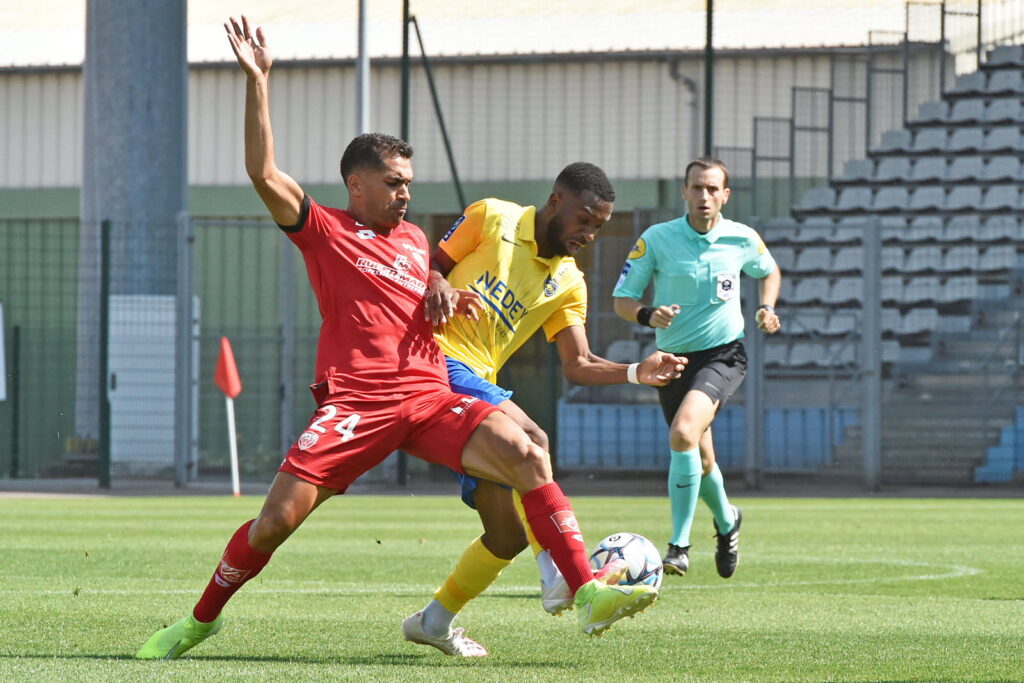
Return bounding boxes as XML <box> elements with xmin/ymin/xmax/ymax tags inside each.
<box><xmin>279</xmin><ymin>387</ymin><xmax>499</xmax><ymax>492</ymax></box>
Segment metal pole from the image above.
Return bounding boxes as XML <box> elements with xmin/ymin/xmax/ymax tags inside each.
<box><xmin>861</xmin><ymin>218</ymin><xmax>882</xmax><ymax>491</ymax></box>
<box><xmin>279</xmin><ymin>239</ymin><xmax>295</xmax><ymax>456</ymax></box>
<box><xmin>704</xmin><ymin>0</ymin><xmax>714</xmax><ymax>155</ymax></box>
<box><xmin>98</xmin><ymin>220</ymin><xmax>111</xmax><ymax>489</ymax></box>
<box><xmin>174</xmin><ymin>211</ymin><xmax>194</xmax><ymax>487</ymax></box>
<box><xmin>356</xmin><ymin>0</ymin><xmax>370</xmax><ymax>134</ymax></box>
<box><xmin>976</xmin><ymin>0</ymin><xmax>982</xmax><ymax>66</ymax></box>
<box><xmin>401</xmin><ymin>0</ymin><xmax>410</xmax><ymax>142</ymax></box>
<box><xmin>743</xmin><ymin>282</ymin><xmax>763</xmax><ymax>489</ymax></box>
<box><xmin>8</xmin><ymin>325</ymin><xmax>19</xmax><ymax>479</ymax></box>
<box><xmin>939</xmin><ymin>1</ymin><xmax>947</xmax><ymax>94</ymax></box>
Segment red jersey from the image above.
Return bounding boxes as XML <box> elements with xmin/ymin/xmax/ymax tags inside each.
<box><xmin>283</xmin><ymin>196</ymin><xmax>448</xmax><ymax>397</ymax></box>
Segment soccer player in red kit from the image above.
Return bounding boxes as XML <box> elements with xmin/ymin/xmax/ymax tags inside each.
<box><xmin>135</xmin><ymin>16</ymin><xmax>658</xmax><ymax>660</ymax></box>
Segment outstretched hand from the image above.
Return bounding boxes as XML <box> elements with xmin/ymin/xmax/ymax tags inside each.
<box><xmin>424</xmin><ymin>273</ymin><xmax>483</xmax><ymax>326</ymax></box>
<box><xmin>756</xmin><ymin>308</ymin><xmax>781</xmax><ymax>334</ymax></box>
<box><xmin>224</xmin><ymin>15</ymin><xmax>272</xmax><ymax>80</ymax></box>
<box><xmin>636</xmin><ymin>350</ymin><xmax>687</xmax><ymax>386</ymax></box>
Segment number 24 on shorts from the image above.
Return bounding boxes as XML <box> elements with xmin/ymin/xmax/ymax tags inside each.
<box><xmin>309</xmin><ymin>404</ymin><xmax>361</xmax><ymax>442</ymax></box>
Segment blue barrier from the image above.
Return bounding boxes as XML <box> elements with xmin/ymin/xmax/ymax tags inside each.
<box><xmin>975</xmin><ymin>406</ymin><xmax>1024</xmax><ymax>483</ymax></box>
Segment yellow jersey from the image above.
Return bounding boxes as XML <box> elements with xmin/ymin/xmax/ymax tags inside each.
<box><xmin>435</xmin><ymin>198</ymin><xmax>587</xmax><ymax>382</ymax></box>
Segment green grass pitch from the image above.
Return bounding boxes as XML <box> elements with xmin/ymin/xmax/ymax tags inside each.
<box><xmin>1</xmin><ymin>493</ymin><xmax>1022</xmax><ymax>681</ymax></box>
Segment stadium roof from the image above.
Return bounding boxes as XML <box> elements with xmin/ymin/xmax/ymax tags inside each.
<box><xmin>1</xmin><ymin>0</ymin><xmax>916</xmax><ymax>68</ymax></box>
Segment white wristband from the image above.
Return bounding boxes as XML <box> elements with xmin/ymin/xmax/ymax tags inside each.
<box><xmin>626</xmin><ymin>362</ymin><xmax>640</xmax><ymax>385</ymax></box>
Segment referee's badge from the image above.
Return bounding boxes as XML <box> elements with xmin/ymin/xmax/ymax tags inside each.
<box><xmin>716</xmin><ymin>272</ymin><xmax>738</xmax><ymax>301</ymax></box>
<box><xmin>628</xmin><ymin>238</ymin><xmax>647</xmax><ymax>259</ymax></box>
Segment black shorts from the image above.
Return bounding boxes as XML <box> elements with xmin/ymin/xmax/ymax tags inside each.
<box><xmin>655</xmin><ymin>340</ymin><xmax>748</xmax><ymax>426</ymax></box>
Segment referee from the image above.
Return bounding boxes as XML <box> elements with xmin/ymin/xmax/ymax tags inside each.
<box><xmin>613</xmin><ymin>157</ymin><xmax>781</xmax><ymax>579</ymax></box>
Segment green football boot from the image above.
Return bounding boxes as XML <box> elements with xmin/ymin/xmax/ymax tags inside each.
<box><xmin>136</xmin><ymin>614</ymin><xmax>223</xmax><ymax>659</ymax></box>
<box><xmin>574</xmin><ymin>579</ymin><xmax>658</xmax><ymax>637</ymax></box>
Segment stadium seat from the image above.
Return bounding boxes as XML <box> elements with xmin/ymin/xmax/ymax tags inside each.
<box><xmin>910</xmin><ymin>157</ymin><xmax>946</xmax><ymax>183</ymax></box>
<box><xmin>881</xmin><ymin>246</ymin><xmax>906</xmax><ymax>272</ymax></box>
<box><xmin>881</xmin><ymin>276</ymin><xmax>904</xmax><ymax>304</ymax></box>
<box><xmin>792</xmin><ymin>224</ymin><xmax>834</xmax><ymax>245</ymax></box>
<box><xmin>788</xmin><ymin>341</ymin><xmax>822</xmax><ymax>367</ymax></box>
<box><xmin>986</xmin><ymin>70</ymin><xmax>1024</xmax><ymax>95</ymax></box>
<box><xmin>874</xmin><ymin>157</ymin><xmax>912</xmax><ymax>181</ymax></box>
<box><xmin>948</xmin><ymin>71</ymin><xmax>987</xmax><ymax>96</ymax></box>
<box><xmin>838</xmin><ymin>159</ymin><xmax>874</xmax><ymax>183</ymax></box>
<box><xmin>987</xmin><ymin>45</ymin><xmax>1024</xmax><ymax>67</ymax></box>
<box><xmin>942</xmin><ymin>215</ymin><xmax>981</xmax><ymax>243</ymax></box>
<box><xmin>771</xmin><ymin>246</ymin><xmax>797</xmax><ymax>269</ymax></box>
<box><xmin>902</xmin><ymin>246</ymin><xmax>944</xmax><ymax>273</ymax></box>
<box><xmin>912</xmin><ymin>128</ymin><xmax>947</xmax><ymax>153</ymax></box>
<box><xmin>908</xmin><ymin>216</ymin><xmax>944</xmax><ymax>243</ymax></box>
<box><xmin>790</xmin><ymin>310</ymin><xmax>828</xmax><ymax>336</ymax></box>
<box><xmin>793</xmin><ymin>246</ymin><xmax>832</xmax><ymax>273</ymax></box>
<box><xmin>939</xmin><ymin>276</ymin><xmax>979</xmax><ymax>304</ymax></box>
<box><xmin>831</xmin><ymin>247</ymin><xmax>864</xmax><ymax>273</ymax></box>
<box><xmin>983</xmin><ymin>99</ymin><xmax>1022</xmax><ymax>124</ymax></box>
<box><xmin>982</xmin><ymin>185</ymin><xmax>1020</xmax><ymax>212</ymax></box>
<box><xmin>878</xmin><ymin>217</ymin><xmax>908</xmax><ymax>243</ymax></box>
<box><xmin>947</xmin><ymin>98</ymin><xmax>985</xmax><ymax>123</ymax></box>
<box><xmin>822</xmin><ymin>312</ymin><xmax>858</xmax><ymax>337</ymax></box>
<box><xmin>941</xmin><ymin>246</ymin><xmax>980</xmax><ymax>272</ymax></box>
<box><xmin>874</xmin><ymin>129</ymin><xmax>912</xmax><ymax>153</ymax></box>
<box><xmin>978</xmin><ymin>246</ymin><xmax>1018</xmax><ymax>272</ymax></box>
<box><xmin>824</xmin><ymin>278</ymin><xmax>863</xmax><ymax>306</ymax></box>
<box><xmin>764</xmin><ymin>340</ymin><xmax>790</xmax><ymax>366</ymax></box>
<box><xmin>948</xmin><ymin>127</ymin><xmax>985</xmax><ymax>153</ymax></box>
<box><xmin>945</xmin><ymin>186</ymin><xmax>982</xmax><ymax>212</ymax></box>
<box><xmin>789</xmin><ymin>277</ymin><xmax>829</xmax><ymax>305</ymax></box>
<box><xmin>836</xmin><ymin>187</ymin><xmax>873</xmax><ymax>212</ymax></box>
<box><xmin>909</xmin><ymin>186</ymin><xmax>946</xmax><ymax>212</ymax></box>
<box><xmin>872</xmin><ymin>187</ymin><xmax>909</xmax><ymax>212</ymax></box>
<box><xmin>914</xmin><ymin>100</ymin><xmax>948</xmax><ymax>123</ymax></box>
<box><xmin>946</xmin><ymin>156</ymin><xmax>985</xmax><ymax>182</ymax></box>
<box><xmin>984</xmin><ymin>126</ymin><xmax>1023</xmax><ymax>153</ymax></box>
<box><xmin>830</xmin><ymin>223</ymin><xmax>867</xmax><ymax>244</ymax></box>
<box><xmin>795</xmin><ymin>186</ymin><xmax>836</xmax><ymax>213</ymax></box>
<box><xmin>881</xmin><ymin>308</ymin><xmax>902</xmax><ymax>335</ymax></box>
<box><xmin>881</xmin><ymin>339</ymin><xmax>901</xmax><ymax>363</ymax></box>
<box><xmin>901</xmin><ymin>276</ymin><xmax>942</xmax><ymax>305</ymax></box>
<box><xmin>980</xmin><ymin>216</ymin><xmax>1020</xmax><ymax>242</ymax></box>
<box><xmin>605</xmin><ymin>340</ymin><xmax>640</xmax><ymax>363</ymax></box>
<box><xmin>981</xmin><ymin>156</ymin><xmax>1020</xmax><ymax>182</ymax></box>
<box><xmin>899</xmin><ymin>308</ymin><xmax>938</xmax><ymax>337</ymax></box>
<box><xmin>823</xmin><ymin>341</ymin><xmax>856</xmax><ymax>367</ymax></box>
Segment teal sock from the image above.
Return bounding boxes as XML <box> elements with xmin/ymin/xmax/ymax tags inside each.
<box><xmin>668</xmin><ymin>448</ymin><xmax>702</xmax><ymax>547</ymax></box>
<box><xmin>699</xmin><ymin>463</ymin><xmax>736</xmax><ymax>533</ymax></box>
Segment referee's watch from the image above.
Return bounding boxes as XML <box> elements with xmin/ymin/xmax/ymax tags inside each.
<box><xmin>758</xmin><ymin>304</ymin><xmax>775</xmax><ymax>313</ymax></box>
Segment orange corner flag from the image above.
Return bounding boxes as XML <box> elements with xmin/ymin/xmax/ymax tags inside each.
<box><xmin>214</xmin><ymin>336</ymin><xmax>242</xmax><ymax>399</ymax></box>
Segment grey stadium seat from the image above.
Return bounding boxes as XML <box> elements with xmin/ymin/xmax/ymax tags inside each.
<box><xmin>988</xmin><ymin>45</ymin><xmax>1024</xmax><ymax>67</ymax></box>
<box><xmin>832</xmin><ymin>247</ymin><xmax>864</xmax><ymax>273</ymax></box>
<box><xmin>949</xmin><ymin>71</ymin><xmax>987</xmax><ymax>95</ymax></box>
<box><xmin>980</xmin><ymin>216</ymin><xmax>1021</xmax><ymax>242</ymax></box>
<box><xmin>902</xmin><ymin>246</ymin><xmax>944</xmax><ymax>273</ymax></box>
<box><xmin>909</xmin><ymin>186</ymin><xmax>946</xmax><ymax>212</ymax></box>
<box><xmin>872</xmin><ymin>187</ymin><xmax>909</xmax><ymax>212</ymax></box>
<box><xmin>979</xmin><ymin>246</ymin><xmax>1018</xmax><ymax>272</ymax></box>
<box><xmin>948</xmin><ymin>98</ymin><xmax>985</xmax><ymax>123</ymax></box>
<box><xmin>948</xmin><ymin>127</ymin><xmax>985</xmax><ymax>153</ymax></box>
<box><xmin>939</xmin><ymin>276</ymin><xmax>979</xmax><ymax>304</ymax></box>
<box><xmin>875</xmin><ymin>157</ymin><xmax>912</xmax><ymax>182</ymax></box>
<box><xmin>830</xmin><ymin>223</ymin><xmax>867</xmax><ymax>244</ymax></box>
<box><xmin>899</xmin><ymin>308</ymin><xmax>938</xmax><ymax>337</ymax></box>
<box><xmin>942</xmin><ymin>216</ymin><xmax>981</xmax><ymax>242</ymax></box>
<box><xmin>764</xmin><ymin>341</ymin><xmax>790</xmax><ymax>367</ymax></box>
<box><xmin>790</xmin><ymin>310</ymin><xmax>828</xmax><ymax>337</ymax></box>
<box><xmin>770</xmin><ymin>246</ymin><xmax>797</xmax><ymax>270</ymax></box>
<box><xmin>792</xmin><ymin>224</ymin><xmax>834</xmax><ymax>245</ymax></box>
<box><xmin>794</xmin><ymin>246</ymin><xmax>832</xmax><ymax>273</ymax></box>
<box><xmin>836</xmin><ymin>187</ymin><xmax>873</xmax><ymax>212</ymax></box>
<box><xmin>789</xmin><ymin>277</ymin><xmax>829</xmax><ymax>305</ymax></box>
<box><xmin>822</xmin><ymin>312</ymin><xmax>858</xmax><ymax>337</ymax></box>
<box><xmin>902</xmin><ymin>277</ymin><xmax>942</xmax><ymax>305</ymax></box>
<box><xmin>875</xmin><ymin>129</ymin><xmax>912</xmax><ymax>153</ymax></box>
<box><xmin>910</xmin><ymin>157</ymin><xmax>947</xmax><ymax>183</ymax></box>
<box><xmin>881</xmin><ymin>276</ymin><xmax>904</xmax><ymax>304</ymax></box>
<box><xmin>947</xmin><ymin>156</ymin><xmax>985</xmax><ymax>182</ymax></box>
<box><xmin>882</xmin><ymin>246</ymin><xmax>906</xmax><ymax>272</ymax></box>
<box><xmin>986</xmin><ymin>70</ymin><xmax>1024</xmax><ymax>94</ymax></box>
<box><xmin>982</xmin><ymin>185</ymin><xmax>1020</xmax><ymax>212</ymax></box>
<box><xmin>984</xmin><ymin>99</ymin><xmax>1022</xmax><ymax>124</ymax></box>
<box><xmin>984</xmin><ymin>126</ymin><xmax>1024</xmax><ymax>153</ymax></box>
<box><xmin>825</xmin><ymin>278</ymin><xmax>863</xmax><ymax>306</ymax></box>
<box><xmin>915</xmin><ymin>100</ymin><xmax>948</xmax><ymax>123</ymax></box>
<box><xmin>946</xmin><ymin>186</ymin><xmax>983</xmax><ymax>212</ymax></box>
<box><xmin>881</xmin><ymin>308</ymin><xmax>902</xmax><ymax>335</ymax></box>
<box><xmin>605</xmin><ymin>340</ymin><xmax>640</xmax><ymax>363</ymax></box>
<box><xmin>839</xmin><ymin>159</ymin><xmax>874</xmax><ymax>183</ymax></box>
<box><xmin>882</xmin><ymin>339</ymin><xmax>901</xmax><ymax>363</ymax></box>
<box><xmin>981</xmin><ymin>156</ymin><xmax>1020</xmax><ymax>182</ymax></box>
<box><xmin>824</xmin><ymin>342</ymin><xmax>857</xmax><ymax>367</ymax></box>
<box><xmin>912</xmin><ymin>128</ymin><xmax>947</xmax><ymax>153</ymax></box>
<box><xmin>796</xmin><ymin>186</ymin><xmax>836</xmax><ymax>213</ymax></box>
<box><xmin>788</xmin><ymin>342</ymin><xmax>822</xmax><ymax>367</ymax></box>
<box><xmin>941</xmin><ymin>246</ymin><xmax>980</xmax><ymax>272</ymax></box>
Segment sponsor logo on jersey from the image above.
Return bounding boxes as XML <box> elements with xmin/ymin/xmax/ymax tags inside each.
<box><xmin>615</xmin><ymin>262</ymin><xmax>632</xmax><ymax>289</ymax></box>
<box><xmin>356</xmin><ymin>257</ymin><xmax>427</xmax><ymax>295</ymax></box>
<box><xmin>393</xmin><ymin>254</ymin><xmax>412</xmax><ymax>273</ymax></box>
<box><xmin>442</xmin><ymin>215</ymin><xmax>466</xmax><ymax>241</ymax></box>
<box><xmin>628</xmin><ymin>237</ymin><xmax>647</xmax><ymax>259</ymax></box>
<box><xmin>550</xmin><ymin>510</ymin><xmax>581</xmax><ymax>534</ymax></box>
<box><xmin>297</xmin><ymin>430</ymin><xmax>319</xmax><ymax>451</ymax></box>
<box><xmin>357</xmin><ymin>229</ymin><xmax>376</xmax><ymax>240</ymax></box>
<box><xmin>470</xmin><ymin>271</ymin><xmax>529</xmax><ymax>332</ymax></box>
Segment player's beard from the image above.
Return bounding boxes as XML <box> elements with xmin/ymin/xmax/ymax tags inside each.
<box><xmin>544</xmin><ymin>214</ymin><xmax>572</xmax><ymax>257</ymax></box>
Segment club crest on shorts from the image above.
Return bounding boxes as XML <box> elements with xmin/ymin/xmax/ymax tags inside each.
<box><xmin>450</xmin><ymin>396</ymin><xmax>479</xmax><ymax>415</ymax></box>
<box><xmin>297</xmin><ymin>430</ymin><xmax>320</xmax><ymax>450</ymax></box>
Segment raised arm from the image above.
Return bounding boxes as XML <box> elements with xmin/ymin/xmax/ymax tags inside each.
<box><xmin>225</xmin><ymin>16</ymin><xmax>304</xmax><ymax>225</ymax></box>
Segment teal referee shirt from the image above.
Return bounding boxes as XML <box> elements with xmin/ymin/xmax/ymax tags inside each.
<box><xmin>612</xmin><ymin>215</ymin><xmax>777</xmax><ymax>353</ymax></box>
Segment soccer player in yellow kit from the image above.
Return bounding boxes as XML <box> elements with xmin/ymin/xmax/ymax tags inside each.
<box><xmin>402</xmin><ymin>162</ymin><xmax>686</xmax><ymax>656</ymax></box>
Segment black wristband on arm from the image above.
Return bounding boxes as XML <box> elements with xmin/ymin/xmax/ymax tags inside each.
<box><xmin>636</xmin><ymin>306</ymin><xmax>656</xmax><ymax>327</ymax></box>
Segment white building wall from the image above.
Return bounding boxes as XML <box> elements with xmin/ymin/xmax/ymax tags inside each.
<box><xmin>0</xmin><ymin>52</ymin><xmax>895</xmax><ymax>189</ymax></box>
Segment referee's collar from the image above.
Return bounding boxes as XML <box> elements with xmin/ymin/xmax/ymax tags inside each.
<box><xmin>683</xmin><ymin>214</ymin><xmax>726</xmax><ymax>243</ymax></box>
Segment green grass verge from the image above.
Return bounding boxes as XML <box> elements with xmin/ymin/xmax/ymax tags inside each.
<box><xmin>1</xmin><ymin>494</ymin><xmax>1021</xmax><ymax>681</ymax></box>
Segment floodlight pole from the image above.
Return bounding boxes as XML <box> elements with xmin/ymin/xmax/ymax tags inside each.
<box><xmin>401</xmin><ymin>0</ymin><xmax>410</xmax><ymax>142</ymax></box>
<box><xmin>703</xmin><ymin>0</ymin><xmax>714</xmax><ymax>156</ymax></box>
<box><xmin>356</xmin><ymin>0</ymin><xmax>370</xmax><ymax>134</ymax></box>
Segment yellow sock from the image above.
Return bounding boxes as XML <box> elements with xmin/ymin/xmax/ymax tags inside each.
<box><xmin>513</xmin><ymin>491</ymin><xmax>545</xmax><ymax>557</ymax></box>
<box><xmin>434</xmin><ymin>536</ymin><xmax>512</xmax><ymax>613</ymax></box>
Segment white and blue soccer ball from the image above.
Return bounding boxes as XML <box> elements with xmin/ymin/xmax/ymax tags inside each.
<box><xmin>589</xmin><ymin>532</ymin><xmax>663</xmax><ymax>590</ymax></box>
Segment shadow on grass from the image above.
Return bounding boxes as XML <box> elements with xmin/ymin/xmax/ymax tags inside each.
<box><xmin>0</xmin><ymin>653</ymin><xmax>565</xmax><ymax>668</ymax></box>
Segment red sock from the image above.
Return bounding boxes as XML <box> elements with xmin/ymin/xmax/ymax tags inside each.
<box><xmin>521</xmin><ymin>482</ymin><xmax>593</xmax><ymax>594</ymax></box>
<box><xmin>192</xmin><ymin>520</ymin><xmax>273</xmax><ymax>623</ymax></box>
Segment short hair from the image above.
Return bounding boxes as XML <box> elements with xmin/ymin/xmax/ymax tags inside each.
<box><xmin>339</xmin><ymin>133</ymin><xmax>414</xmax><ymax>184</ymax></box>
<box><xmin>684</xmin><ymin>157</ymin><xmax>730</xmax><ymax>189</ymax></box>
<box><xmin>554</xmin><ymin>162</ymin><xmax>616</xmax><ymax>202</ymax></box>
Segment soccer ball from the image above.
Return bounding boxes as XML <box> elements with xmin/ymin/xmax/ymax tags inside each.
<box><xmin>589</xmin><ymin>532</ymin><xmax>663</xmax><ymax>590</ymax></box>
